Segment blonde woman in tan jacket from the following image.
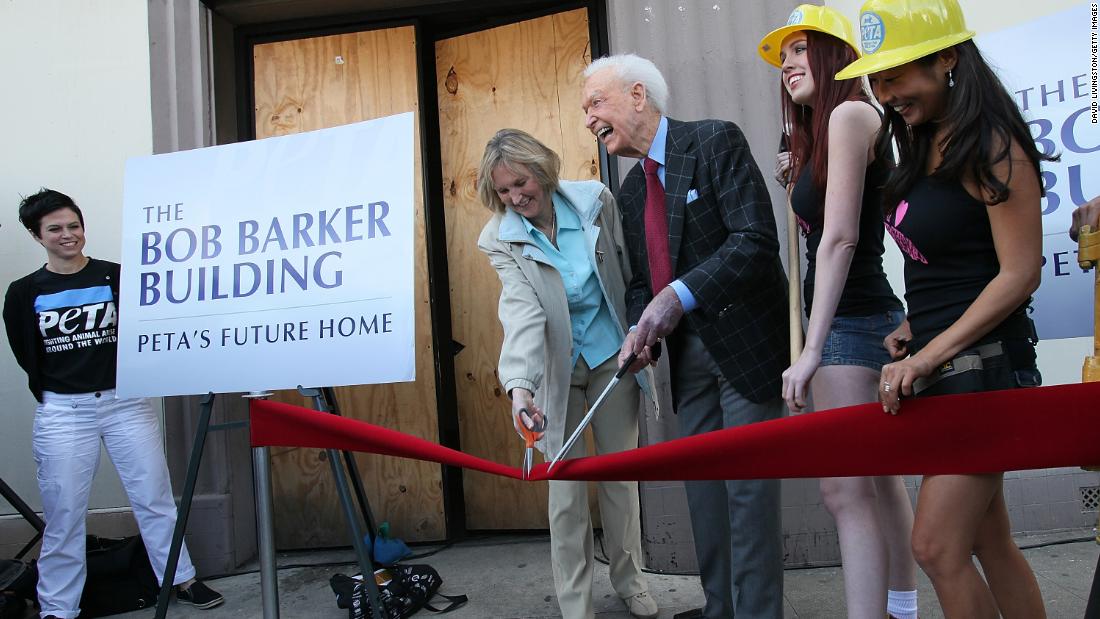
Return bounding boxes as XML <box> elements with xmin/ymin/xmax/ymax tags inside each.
<box><xmin>476</xmin><ymin>129</ymin><xmax>657</xmax><ymax>619</ymax></box>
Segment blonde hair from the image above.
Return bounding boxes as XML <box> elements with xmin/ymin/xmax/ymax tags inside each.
<box><xmin>476</xmin><ymin>129</ymin><xmax>561</xmax><ymax>213</ymax></box>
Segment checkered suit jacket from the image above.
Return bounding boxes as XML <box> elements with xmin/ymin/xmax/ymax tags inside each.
<box><xmin>616</xmin><ymin>118</ymin><xmax>789</xmax><ymax>403</ymax></box>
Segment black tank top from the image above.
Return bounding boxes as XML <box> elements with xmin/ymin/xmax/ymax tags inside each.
<box><xmin>885</xmin><ymin>175</ymin><xmax>1029</xmax><ymax>350</ymax></box>
<box><xmin>790</xmin><ymin>157</ymin><xmax>901</xmax><ymax>319</ymax></box>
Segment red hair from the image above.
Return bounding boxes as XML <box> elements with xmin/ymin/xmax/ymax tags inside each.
<box><xmin>781</xmin><ymin>30</ymin><xmax>867</xmax><ymax>207</ymax></box>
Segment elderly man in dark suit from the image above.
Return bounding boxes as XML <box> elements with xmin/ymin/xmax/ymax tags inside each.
<box><xmin>582</xmin><ymin>53</ymin><xmax>788</xmax><ymax>618</ymax></box>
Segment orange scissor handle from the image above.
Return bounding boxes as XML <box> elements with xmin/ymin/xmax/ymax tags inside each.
<box><xmin>516</xmin><ymin>407</ymin><xmax>546</xmax><ymax>447</ymax></box>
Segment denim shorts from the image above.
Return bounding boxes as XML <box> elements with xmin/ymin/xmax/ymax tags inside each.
<box><xmin>820</xmin><ymin>309</ymin><xmax>904</xmax><ymax>370</ymax></box>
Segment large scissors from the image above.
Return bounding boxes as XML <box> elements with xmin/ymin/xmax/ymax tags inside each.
<box><xmin>516</xmin><ymin>407</ymin><xmax>546</xmax><ymax>480</ymax></box>
<box><xmin>547</xmin><ymin>342</ymin><xmax>661</xmax><ymax>473</ymax></box>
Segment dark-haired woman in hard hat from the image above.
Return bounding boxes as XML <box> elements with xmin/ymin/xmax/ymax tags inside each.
<box><xmin>758</xmin><ymin>6</ymin><xmax>919</xmax><ymax>619</ymax></box>
<box><xmin>838</xmin><ymin>0</ymin><xmax>1054</xmax><ymax>615</ymax></box>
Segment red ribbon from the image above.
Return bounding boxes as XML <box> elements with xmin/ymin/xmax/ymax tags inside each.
<box><xmin>250</xmin><ymin>382</ymin><xmax>1100</xmax><ymax>481</ymax></box>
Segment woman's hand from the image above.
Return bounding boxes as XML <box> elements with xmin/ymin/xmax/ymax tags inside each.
<box><xmin>878</xmin><ymin>354</ymin><xmax>935</xmax><ymax>415</ymax></box>
<box><xmin>510</xmin><ymin>388</ymin><xmax>545</xmax><ymax>439</ymax></box>
<box><xmin>883</xmin><ymin>319</ymin><xmax>912</xmax><ymax>361</ymax></box>
<box><xmin>775</xmin><ymin>151</ymin><xmax>792</xmax><ymax>186</ymax></box>
<box><xmin>782</xmin><ymin>349</ymin><xmax>821</xmax><ymax>413</ymax></box>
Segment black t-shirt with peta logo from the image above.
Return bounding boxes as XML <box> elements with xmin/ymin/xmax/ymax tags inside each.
<box><xmin>31</xmin><ymin>259</ymin><xmax>120</xmax><ymax>394</ymax></box>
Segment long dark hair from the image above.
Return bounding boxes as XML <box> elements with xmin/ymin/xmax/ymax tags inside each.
<box><xmin>781</xmin><ymin>30</ymin><xmax>867</xmax><ymax>203</ymax></box>
<box><xmin>875</xmin><ymin>40</ymin><xmax>1056</xmax><ymax>211</ymax></box>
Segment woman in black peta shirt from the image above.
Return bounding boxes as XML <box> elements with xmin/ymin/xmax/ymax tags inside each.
<box><xmin>3</xmin><ymin>189</ymin><xmax>223</xmax><ymax>618</ymax></box>
<box><xmin>837</xmin><ymin>0</ymin><xmax>1054</xmax><ymax>616</ymax></box>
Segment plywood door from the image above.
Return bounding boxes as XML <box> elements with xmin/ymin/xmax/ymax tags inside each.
<box><xmin>253</xmin><ymin>27</ymin><xmax>445</xmax><ymax>547</ymax></box>
<box><xmin>436</xmin><ymin>9</ymin><xmax>601</xmax><ymax>529</ymax></box>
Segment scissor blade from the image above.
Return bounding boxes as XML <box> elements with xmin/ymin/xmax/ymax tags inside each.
<box><xmin>547</xmin><ymin>374</ymin><xmax>622</xmax><ymax>472</ymax></box>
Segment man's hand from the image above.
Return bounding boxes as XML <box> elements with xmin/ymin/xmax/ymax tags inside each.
<box><xmin>1070</xmin><ymin>196</ymin><xmax>1100</xmax><ymax>242</ymax></box>
<box><xmin>631</xmin><ymin>286</ymin><xmax>684</xmax><ymax>355</ymax></box>
<box><xmin>883</xmin><ymin>319</ymin><xmax>912</xmax><ymax>361</ymax></box>
<box><xmin>618</xmin><ymin>331</ymin><xmax>656</xmax><ymax>373</ymax></box>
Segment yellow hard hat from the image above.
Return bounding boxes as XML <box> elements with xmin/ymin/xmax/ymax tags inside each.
<box><xmin>835</xmin><ymin>0</ymin><xmax>975</xmax><ymax>79</ymax></box>
<box><xmin>758</xmin><ymin>4</ymin><xmax>859</xmax><ymax>68</ymax></box>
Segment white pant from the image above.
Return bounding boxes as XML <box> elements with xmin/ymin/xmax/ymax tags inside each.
<box><xmin>33</xmin><ymin>390</ymin><xmax>196</xmax><ymax>619</ymax></box>
<box><xmin>549</xmin><ymin>357</ymin><xmax>648</xmax><ymax>619</ymax></box>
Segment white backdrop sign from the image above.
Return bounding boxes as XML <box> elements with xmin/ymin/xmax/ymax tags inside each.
<box><xmin>980</xmin><ymin>3</ymin><xmax>1097</xmax><ymax>340</ymax></box>
<box><xmin>117</xmin><ymin>113</ymin><xmax>416</xmax><ymax>397</ymax></box>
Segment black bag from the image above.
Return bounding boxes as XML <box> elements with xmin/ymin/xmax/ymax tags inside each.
<box><xmin>0</xmin><ymin>559</ymin><xmax>37</xmax><ymax>619</ymax></box>
<box><xmin>80</xmin><ymin>535</ymin><xmax>159</xmax><ymax>617</ymax></box>
<box><xmin>330</xmin><ymin>564</ymin><xmax>466</xmax><ymax>619</ymax></box>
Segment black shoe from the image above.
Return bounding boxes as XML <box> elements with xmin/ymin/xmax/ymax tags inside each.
<box><xmin>673</xmin><ymin>609</ymin><xmax>705</xmax><ymax>619</ymax></box>
<box><xmin>177</xmin><ymin>580</ymin><xmax>225</xmax><ymax>609</ymax></box>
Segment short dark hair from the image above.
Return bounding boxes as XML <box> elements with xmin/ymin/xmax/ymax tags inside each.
<box><xmin>18</xmin><ymin>189</ymin><xmax>84</xmax><ymax>236</ymax></box>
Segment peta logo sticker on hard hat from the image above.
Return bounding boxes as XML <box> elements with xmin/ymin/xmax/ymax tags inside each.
<box><xmin>787</xmin><ymin>8</ymin><xmax>804</xmax><ymax>25</ymax></box>
<box><xmin>859</xmin><ymin>11</ymin><xmax>885</xmax><ymax>54</ymax></box>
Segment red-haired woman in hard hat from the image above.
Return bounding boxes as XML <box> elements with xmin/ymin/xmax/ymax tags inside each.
<box><xmin>838</xmin><ymin>0</ymin><xmax>1055</xmax><ymax>616</ymax></box>
<box><xmin>759</xmin><ymin>6</ymin><xmax>919</xmax><ymax>619</ymax></box>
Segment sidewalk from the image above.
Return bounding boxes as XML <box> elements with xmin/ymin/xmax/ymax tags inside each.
<box><xmin>114</xmin><ymin>529</ymin><xmax>1097</xmax><ymax>618</ymax></box>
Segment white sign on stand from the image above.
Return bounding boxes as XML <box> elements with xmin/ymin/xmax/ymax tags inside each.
<box><xmin>980</xmin><ymin>3</ymin><xmax>1098</xmax><ymax>340</ymax></box>
<box><xmin>117</xmin><ymin>112</ymin><xmax>416</xmax><ymax>397</ymax></box>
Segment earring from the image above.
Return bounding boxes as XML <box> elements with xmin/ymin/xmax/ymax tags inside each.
<box><xmin>948</xmin><ymin>69</ymin><xmax>955</xmax><ymax>88</ymax></box>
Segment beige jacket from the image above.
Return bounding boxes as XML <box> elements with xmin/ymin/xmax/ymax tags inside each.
<box><xmin>477</xmin><ymin>180</ymin><xmax>645</xmax><ymax>457</ymax></box>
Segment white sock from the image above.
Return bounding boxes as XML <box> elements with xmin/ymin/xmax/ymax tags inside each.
<box><xmin>887</xmin><ymin>589</ymin><xmax>918</xmax><ymax>619</ymax></box>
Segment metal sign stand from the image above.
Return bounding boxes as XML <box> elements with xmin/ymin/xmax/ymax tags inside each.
<box><xmin>154</xmin><ymin>389</ymin><xmax>384</xmax><ymax>619</ymax></box>
<box><xmin>299</xmin><ymin>386</ymin><xmax>386</xmax><ymax>619</ymax></box>
<box><xmin>0</xmin><ymin>476</ymin><xmax>46</xmax><ymax>560</ymax></box>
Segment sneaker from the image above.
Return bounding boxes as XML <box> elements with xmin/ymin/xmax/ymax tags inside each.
<box><xmin>624</xmin><ymin>591</ymin><xmax>659</xmax><ymax>619</ymax></box>
<box><xmin>177</xmin><ymin>580</ymin><xmax>225</xmax><ymax>609</ymax></box>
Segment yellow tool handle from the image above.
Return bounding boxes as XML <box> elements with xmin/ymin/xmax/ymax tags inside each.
<box><xmin>786</xmin><ymin>187</ymin><xmax>803</xmax><ymax>364</ymax></box>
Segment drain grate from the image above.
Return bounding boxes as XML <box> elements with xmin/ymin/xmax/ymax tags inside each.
<box><xmin>1082</xmin><ymin>486</ymin><xmax>1100</xmax><ymax>512</ymax></box>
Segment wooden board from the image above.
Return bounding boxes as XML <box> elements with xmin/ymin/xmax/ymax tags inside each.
<box><xmin>436</xmin><ymin>9</ymin><xmax>601</xmax><ymax>529</ymax></box>
<box><xmin>253</xmin><ymin>26</ymin><xmax>445</xmax><ymax>547</ymax></box>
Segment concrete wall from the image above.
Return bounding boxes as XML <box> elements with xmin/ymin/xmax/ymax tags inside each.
<box><xmin>0</xmin><ymin>1</ymin><xmax>153</xmax><ymax>536</ymax></box>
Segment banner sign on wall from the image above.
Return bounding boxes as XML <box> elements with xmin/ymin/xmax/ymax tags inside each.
<box><xmin>117</xmin><ymin>113</ymin><xmax>416</xmax><ymax>397</ymax></box>
<box><xmin>979</xmin><ymin>3</ymin><xmax>1097</xmax><ymax>340</ymax></box>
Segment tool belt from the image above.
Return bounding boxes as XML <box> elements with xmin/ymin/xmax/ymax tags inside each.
<box><xmin>912</xmin><ymin>312</ymin><xmax>1040</xmax><ymax>398</ymax></box>
<box><xmin>913</xmin><ymin>342</ymin><xmax>1005</xmax><ymax>396</ymax></box>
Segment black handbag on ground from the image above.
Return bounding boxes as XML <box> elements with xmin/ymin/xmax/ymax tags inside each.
<box><xmin>0</xmin><ymin>559</ymin><xmax>37</xmax><ymax>619</ymax></box>
<box><xmin>80</xmin><ymin>535</ymin><xmax>159</xmax><ymax>617</ymax></box>
<box><xmin>330</xmin><ymin>564</ymin><xmax>467</xmax><ymax>619</ymax></box>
